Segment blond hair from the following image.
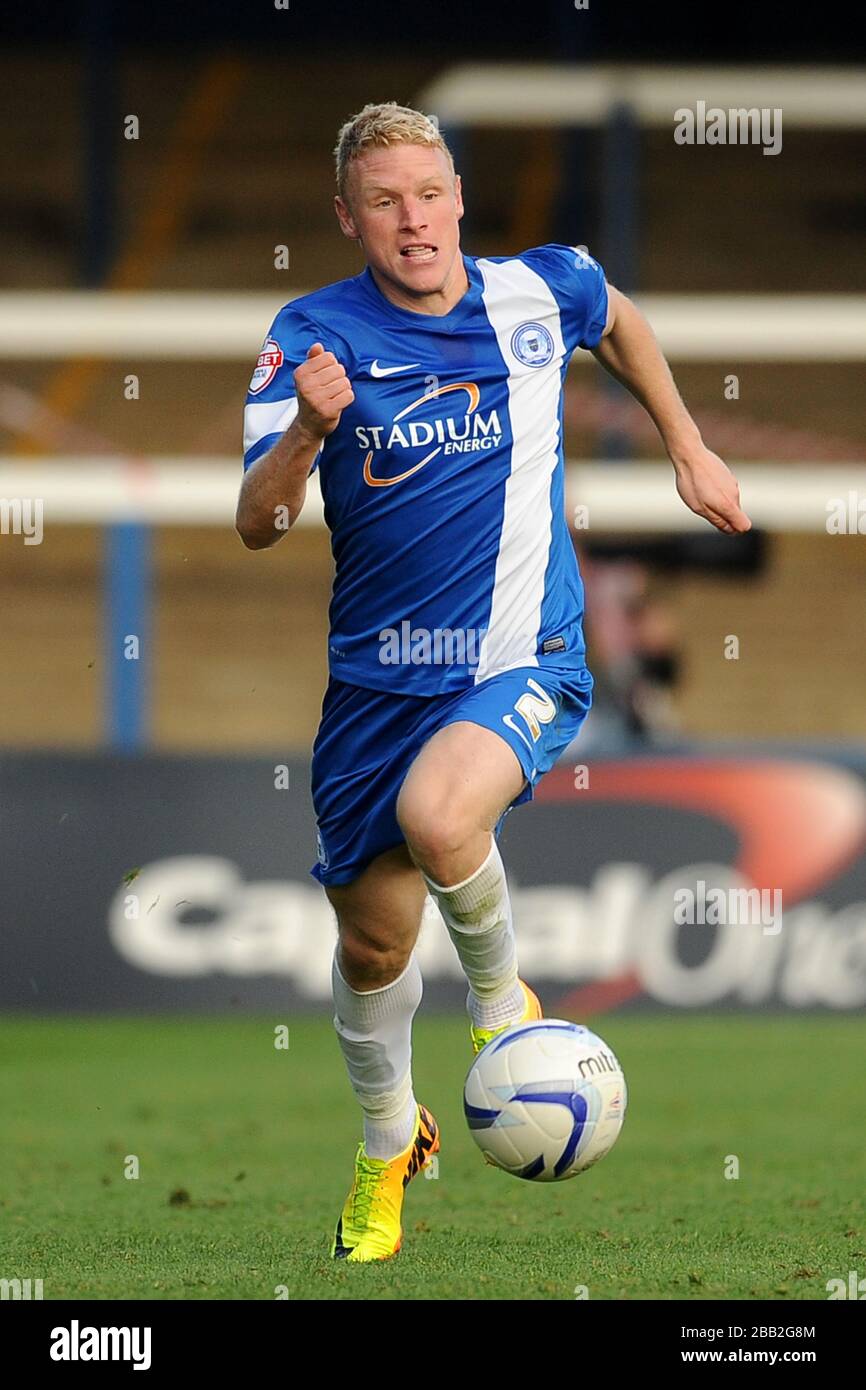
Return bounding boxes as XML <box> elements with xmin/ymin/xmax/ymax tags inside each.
<box><xmin>334</xmin><ymin>101</ymin><xmax>455</xmax><ymax>200</ymax></box>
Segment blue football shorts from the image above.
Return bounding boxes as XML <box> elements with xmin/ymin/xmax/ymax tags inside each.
<box><xmin>309</xmin><ymin>661</ymin><xmax>593</xmax><ymax>887</ymax></box>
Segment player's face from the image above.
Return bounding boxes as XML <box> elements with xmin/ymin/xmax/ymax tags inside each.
<box><xmin>335</xmin><ymin>145</ymin><xmax>466</xmax><ymax>311</ymax></box>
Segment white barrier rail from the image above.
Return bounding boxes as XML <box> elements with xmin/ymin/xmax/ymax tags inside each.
<box><xmin>1</xmin><ymin>293</ymin><xmax>865</xmax><ymax>360</ymax></box>
<box><xmin>0</xmin><ymin>293</ymin><xmax>281</xmax><ymax>359</ymax></box>
<box><xmin>420</xmin><ymin>64</ymin><xmax>866</xmax><ymax>128</ymax></box>
<box><xmin>1</xmin><ymin>459</ymin><xmax>863</xmax><ymax>532</ymax></box>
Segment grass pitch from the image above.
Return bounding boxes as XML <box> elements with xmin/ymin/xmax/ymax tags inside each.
<box><xmin>1</xmin><ymin>1012</ymin><xmax>863</xmax><ymax>1300</ymax></box>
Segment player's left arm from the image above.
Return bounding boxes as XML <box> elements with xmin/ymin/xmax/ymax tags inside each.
<box><xmin>592</xmin><ymin>284</ymin><xmax>751</xmax><ymax>534</ymax></box>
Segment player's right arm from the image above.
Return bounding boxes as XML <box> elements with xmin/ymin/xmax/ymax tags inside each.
<box><xmin>235</xmin><ymin>341</ymin><xmax>354</xmax><ymax>550</ymax></box>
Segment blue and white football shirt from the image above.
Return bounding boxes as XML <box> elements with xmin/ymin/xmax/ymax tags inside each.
<box><xmin>243</xmin><ymin>244</ymin><xmax>608</xmax><ymax>695</ymax></box>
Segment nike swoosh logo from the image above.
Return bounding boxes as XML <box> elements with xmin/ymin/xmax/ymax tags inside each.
<box><xmin>370</xmin><ymin>360</ymin><xmax>421</xmax><ymax>377</ymax></box>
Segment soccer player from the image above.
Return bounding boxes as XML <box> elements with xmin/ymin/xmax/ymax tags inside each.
<box><xmin>236</xmin><ymin>102</ymin><xmax>750</xmax><ymax>1262</ymax></box>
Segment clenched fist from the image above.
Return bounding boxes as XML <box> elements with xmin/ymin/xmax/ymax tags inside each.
<box><xmin>294</xmin><ymin>342</ymin><xmax>354</xmax><ymax>439</ymax></box>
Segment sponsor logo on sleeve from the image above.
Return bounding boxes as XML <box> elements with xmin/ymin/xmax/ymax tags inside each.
<box><xmin>249</xmin><ymin>337</ymin><xmax>284</xmax><ymax>395</ymax></box>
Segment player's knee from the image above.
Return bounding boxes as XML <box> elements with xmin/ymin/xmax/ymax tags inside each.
<box><xmin>336</xmin><ymin>924</ymin><xmax>412</xmax><ymax>987</ymax></box>
<box><xmin>396</xmin><ymin>786</ymin><xmax>473</xmax><ymax>870</ymax></box>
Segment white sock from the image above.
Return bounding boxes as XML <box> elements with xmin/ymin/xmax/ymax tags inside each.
<box><xmin>331</xmin><ymin>949</ymin><xmax>422</xmax><ymax>1160</ymax></box>
<box><xmin>422</xmin><ymin>837</ymin><xmax>525</xmax><ymax>1030</ymax></box>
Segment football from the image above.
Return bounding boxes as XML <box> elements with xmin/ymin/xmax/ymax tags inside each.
<box><xmin>463</xmin><ymin>1020</ymin><xmax>627</xmax><ymax>1181</ymax></box>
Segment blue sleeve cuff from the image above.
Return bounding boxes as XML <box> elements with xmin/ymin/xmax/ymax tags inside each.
<box><xmin>243</xmin><ymin>432</ymin><xmax>324</xmax><ymax>474</ymax></box>
<box><xmin>578</xmin><ymin>276</ymin><xmax>609</xmax><ymax>350</ymax></box>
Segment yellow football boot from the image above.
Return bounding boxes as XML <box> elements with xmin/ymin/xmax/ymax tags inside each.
<box><xmin>470</xmin><ymin>979</ymin><xmax>543</xmax><ymax>1055</ymax></box>
<box><xmin>330</xmin><ymin>1102</ymin><xmax>440</xmax><ymax>1262</ymax></box>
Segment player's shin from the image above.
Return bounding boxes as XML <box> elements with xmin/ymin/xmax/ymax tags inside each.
<box><xmin>331</xmin><ymin>950</ymin><xmax>423</xmax><ymax>1159</ymax></box>
<box><xmin>421</xmin><ymin>837</ymin><xmax>525</xmax><ymax>1029</ymax></box>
